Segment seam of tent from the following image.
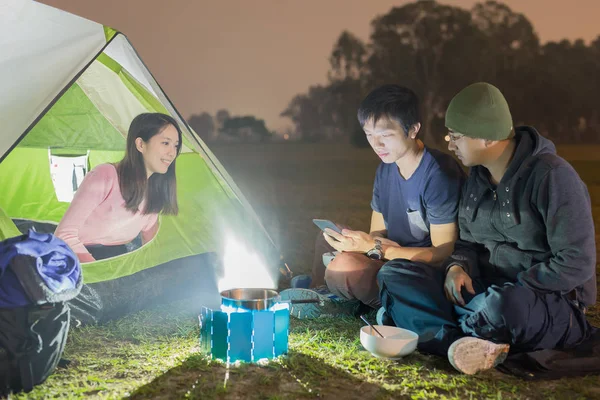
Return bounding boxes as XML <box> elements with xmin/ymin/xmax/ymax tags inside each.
<box><xmin>103</xmin><ymin>26</ymin><xmax>118</xmax><ymax>42</ymax></box>
<box><xmin>0</xmin><ymin>33</ymin><xmax>121</xmax><ymax>165</ymax></box>
<box><xmin>119</xmin><ymin>36</ymin><xmax>278</xmax><ymax>251</ymax></box>
<box><xmin>93</xmin><ymin>52</ymin><xmax>193</xmax><ymax>152</ymax></box>
<box><xmin>96</xmin><ymin>52</ymin><xmax>122</xmax><ymax>74</ymax></box>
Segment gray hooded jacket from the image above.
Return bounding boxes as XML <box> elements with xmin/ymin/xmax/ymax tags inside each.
<box><xmin>446</xmin><ymin>126</ymin><xmax>597</xmax><ymax>307</ymax></box>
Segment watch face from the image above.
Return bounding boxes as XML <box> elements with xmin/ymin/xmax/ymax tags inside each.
<box><xmin>367</xmin><ymin>249</ymin><xmax>382</xmax><ymax>260</ymax></box>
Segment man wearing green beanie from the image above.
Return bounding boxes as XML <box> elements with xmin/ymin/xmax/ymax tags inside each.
<box><xmin>377</xmin><ymin>82</ymin><xmax>597</xmax><ymax>375</ymax></box>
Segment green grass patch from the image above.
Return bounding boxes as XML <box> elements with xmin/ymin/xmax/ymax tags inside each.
<box><xmin>17</xmin><ymin>305</ymin><xmax>600</xmax><ymax>399</ymax></box>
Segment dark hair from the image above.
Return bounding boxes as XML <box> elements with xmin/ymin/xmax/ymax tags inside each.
<box><xmin>116</xmin><ymin>113</ymin><xmax>182</xmax><ymax>216</ymax></box>
<box><xmin>357</xmin><ymin>84</ymin><xmax>420</xmax><ymax>136</ymax></box>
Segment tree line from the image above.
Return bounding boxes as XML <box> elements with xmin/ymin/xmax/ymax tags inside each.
<box><xmin>188</xmin><ymin>109</ymin><xmax>273</xmax><ymax>143</ymax></box>
<box><xmin>280</xmin><ymin>0</ymin><xmax>600</xmax><ymax>147</ymax></box>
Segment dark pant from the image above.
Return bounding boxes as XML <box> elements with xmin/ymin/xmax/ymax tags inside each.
<box><xmin>85</xmin><ymin>244</ymin><xmax>128</xmax><ymax>260</ymax></box>
<box><xmin>377</xmin><ymin>259</ymin><xmax>593</xmax><ymax>357</ymax></box>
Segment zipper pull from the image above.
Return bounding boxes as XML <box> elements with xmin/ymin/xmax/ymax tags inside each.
<box><xmin>493</xmin><ymin>190</ymin><xmax>497</xmax><ymax>201</ymax></box>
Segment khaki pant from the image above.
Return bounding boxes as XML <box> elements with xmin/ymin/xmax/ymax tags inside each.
<box><xmin>310</xmin><ymin>230</ymin><xmax>384</xmax><ymax>309</ymax></box>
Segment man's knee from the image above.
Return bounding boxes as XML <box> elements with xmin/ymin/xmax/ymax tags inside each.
<box><xmin>326</xmin><ymin>252</ymin><xmax>370</xmax><ymax>272</ymax></box>
<box><xmin>377</xmin><ymin>259</ymin><xmax>437</xmax><ymax>287</ymax></box>
<box><xmin>475</xmin><ymin>284</ymin><xmax>532</xmax><ymax>329</ymax></box>
<box><xmin>325</xmin><ymin>253</ymin><xmax>381</xmax><ymax>305</ymax></box>
<box><xmin>487</xmin><ymin>285</ymin><xmax>529</xmax><ymax>313</ymax></box>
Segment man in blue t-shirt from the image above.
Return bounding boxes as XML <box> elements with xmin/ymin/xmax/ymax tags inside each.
<box><xmin>311</xmin><ymin>84</ymin><xmax>465</xmax><ymax>312</ymax></box>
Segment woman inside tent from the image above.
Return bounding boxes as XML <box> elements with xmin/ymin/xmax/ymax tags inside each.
<box><xmin>55</xmin><ymin>112</ymin><xmax>181</xmax><ymax>262</ymax></box>
<box><xmin>56</xmin><ymin>113</ymin><xmax>220</xmax><ymax>324</ymax></box>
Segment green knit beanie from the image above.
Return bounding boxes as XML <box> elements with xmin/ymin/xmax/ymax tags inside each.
<box><xmin>445</xmin><ymin>82</ymin><xmax>513</xmax><ymax>140</ymax></box>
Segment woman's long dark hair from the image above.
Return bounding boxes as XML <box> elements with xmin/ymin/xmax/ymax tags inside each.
<box><xmin>116</xmin><ymin>113</ymin><xmax>182</xmax><ymax>216</ymax></box>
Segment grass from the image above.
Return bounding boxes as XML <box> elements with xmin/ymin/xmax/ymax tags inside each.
<box><xmin>15</xmin><ymin>143</ymin><xmax>600</xmax><ymax>399</ymax></box>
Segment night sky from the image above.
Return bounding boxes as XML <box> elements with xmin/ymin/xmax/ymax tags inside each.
<box><xmin>39</xmin><ymin>0</ymin><xmax>600</xmax><ymax>132</ymax></box>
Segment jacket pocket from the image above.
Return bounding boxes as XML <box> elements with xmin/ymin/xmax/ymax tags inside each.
<box><xmin>491</xmin><ymin>243</ymin><xmax>533</xmax><ymax>280</ymax></box>
<box><xmin>406</xmin><ymin>209</ymin><xmax>429</xmax><ymax>241</ymax></box>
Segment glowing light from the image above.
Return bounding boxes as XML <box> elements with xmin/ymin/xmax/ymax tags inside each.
<box><xmin>218</xmin><ymin>235</ymin><xmax>276</xmax><ymax>293</ymax></box>
<box><xmin>219</xmin><ymin>302</ymin><xmax>289</xmax><ymax>314</ymax></box>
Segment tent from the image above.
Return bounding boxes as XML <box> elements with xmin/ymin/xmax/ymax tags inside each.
<box><xmin>0</xmin><ymin>0</ymin><xmax>279</xmax><ymax>316</ymax></box>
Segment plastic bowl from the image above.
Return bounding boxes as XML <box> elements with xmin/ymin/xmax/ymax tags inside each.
<box><xmin>360</xmin><ymin>325</ymin><xmax>419</xmax><ymax>359</ymax></box>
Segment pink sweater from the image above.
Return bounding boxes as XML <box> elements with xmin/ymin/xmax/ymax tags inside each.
<box><xmin>55</xmin><ymin>164</ymin><xmax>159</xmax><ymax>263</ymax></box>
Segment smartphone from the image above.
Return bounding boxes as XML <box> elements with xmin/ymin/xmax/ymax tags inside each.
<box><xmin>312</xmin><ymin>219</ymin><xmax>342</xmax><ymax>235</ymax></box>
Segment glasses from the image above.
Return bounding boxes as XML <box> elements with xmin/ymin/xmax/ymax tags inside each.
<box><xmin>445</xmin><ymin>132</ymin><xmax>465</xmax><ymax>143</ymax></box>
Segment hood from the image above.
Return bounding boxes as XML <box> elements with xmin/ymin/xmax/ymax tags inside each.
<box><xmin>503</xmin><ymin>126</ymin><xmax>556</xmax><ymax>182</ymax></box>
<box><xmin>518</xmin><ymin>126</ymin><xmax>556</xmax><ymax>158</ymax></box>
<box><xmin>474</xmin><ymin>126</ymin><xmax>556</xmax><ymax>185</ymax></box>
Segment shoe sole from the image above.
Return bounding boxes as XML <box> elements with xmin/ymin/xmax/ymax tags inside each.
<box><xmin>448</xmin><ymin>337</ymin><xmax>510</xmax><ymax>375</ymax></box>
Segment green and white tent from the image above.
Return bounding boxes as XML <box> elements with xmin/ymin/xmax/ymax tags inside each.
<box><xmin>0</xmin><ymin>1</ymin><xmax>276</xmax><ymax>285</ymax></box>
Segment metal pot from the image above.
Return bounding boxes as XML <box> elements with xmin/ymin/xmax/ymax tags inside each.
<box><xmin>220</xmin><ymin>288</ymin><xmax>322</xmax><ymax>311</ymax></box>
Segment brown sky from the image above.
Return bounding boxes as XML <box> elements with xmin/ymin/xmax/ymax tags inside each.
<box><xmin>40</xmin><ymin>0</ymin><xmax>600</xmax><ymax>132</ymax></box>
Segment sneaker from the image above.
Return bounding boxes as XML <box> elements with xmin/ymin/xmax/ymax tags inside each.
<box><xmin>290</xmin><ymin>274</ymin><xmax>312</xmax><ymax>289</ymax></box>
<box><xmin>376</xmin><ymin>307</ymin><xmax>395</xmax><ymax>326</ymax></box>
<box><xmin>447</xmin><ymin>337</ymin><xmax>510</xmax><ymax>375</ymax></box>
<box><xmin>322</xmin><ymin>251</ymin><xmax>338</xmax><ymax>267</ymax></box>
<box><xmin>311</xmin><ymin>285</ymin><xmax>339</xmax><ymax>300</ymax></box>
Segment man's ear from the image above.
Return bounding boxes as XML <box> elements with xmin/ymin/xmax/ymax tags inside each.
<box><xmin>483</xmin><ymin>139</ymin><xmax>499</xmax><ymax>148</ymax></box>
<box><xmin>135</xmin><ymin>137</ymin><xmax>145</xmax><ymax>153</ymax></box>
<box><xmin>409</xmin><ymin>123</ymin><xmax>421</xmax><ymax>139</ymax></box>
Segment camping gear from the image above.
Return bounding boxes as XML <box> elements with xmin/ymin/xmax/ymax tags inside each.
<box><xmin>359</xmin><ymin>325</ymin><xmax>419</xmax><ymax>360</ymax></box>
<box><xmin>0</xmin><ymin>2</ymin><xmax>279</xmax><ymax>319</ymax></box>
<box><xmin>199</xmin><ymin>298</ymin><xmax>290</xmax><ymax>363</ymax></box>
<box><xmin>199</xmin><ymin>288</ymin><xmax>323</xmax><ymax>362</ymax></box>
<box><xmin>0</xmin><ymin>303</ymin><xmax>70</xmax><ymax>396</ymax></box>
<box><xmin>0</xmin><ymin>230</ymin><xmax>81</xmax><ymax>395</ymax></box>
<box><xmin>220</xmin><ymin>288</ymin><xmax>323</xmax><ymax>311</ymax></box>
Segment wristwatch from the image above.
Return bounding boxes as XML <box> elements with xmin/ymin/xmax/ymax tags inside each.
<box><xmin>366</xmin><ymin>238</ymin><xmax>384</xmax><ymax>260</ymax></box>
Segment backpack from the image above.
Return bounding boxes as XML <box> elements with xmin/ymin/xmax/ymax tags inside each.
<box><xmin>0</xmin><ymin>303</ymin><xmax>70</xmax><ymax>395</ymax></box>
<box><xmin>0</xmin><ymin>230</ymin><xmax>81</xmax><ymax>395</ymax></box>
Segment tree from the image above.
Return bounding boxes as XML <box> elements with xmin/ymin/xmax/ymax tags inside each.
<box><xmin>280</xmin><ymin>85</ymin><xmax>341</xmax><ymax>142</ymax></box>
<box><xmin>327</xmin><ymin>31</ymin><xmax>371</xmax><ymax>146</ymax></box>
<box><xmin>281</xmin><ymin>32</ymin><xmax>369</xmax><ymax>144</ymax></box>
<box><xmin>187</xmin><ymin>112</ymin><xmax>214</xmax><ymax>142</ymax></box>
<box><xmin>215</xmin><ymin>109</ymin><xmax>230</xmax><ymax>134</ymax></box>
<box><xmin>221</xmin><ymin>116</ymin><xmax>272</xmax><ymax>142</ymax></box>
<box><xmin>367</xmin><ymin>0</ymin><xmax>489</xmax><ymax>146</ymax></box>
<box><xmin>281</xmin><ymin>0</ymin><xmax>600</xmax><ymax>146</ymax></box>
<box><xmin>328</xmin><ymin>31</ymin><xmax>369</xmax><ymax>82</ymax></box>
<box><xmin>470</xmin><ymin>1</ymin><xmax>540</xmax><ymax>125</ymax></box>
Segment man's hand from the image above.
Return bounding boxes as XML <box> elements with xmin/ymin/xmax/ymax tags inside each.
<box><xmin>444</xmin><ymin>265</ymin><xmax>475</xmax><ymax>306</ymax></box>
<box><xmin>323</xmin><ymin>228</ymin><xmax>375</xmax><ymax>253</ymax></box>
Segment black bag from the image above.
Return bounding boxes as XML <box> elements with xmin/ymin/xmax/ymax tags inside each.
<box><xmin>0</xmin><ymin>303</ymin><xmax>70</xmax><ymax>395</ymax></box>
<box><xmin>497</xmin><ymin>327</ymin><xmax>600</xmax><ymax>380</ymax></box>
<box><xmin>0</xmin><ymin>231</ymin><xmax>82</xmax><ymax>396</ymax></box>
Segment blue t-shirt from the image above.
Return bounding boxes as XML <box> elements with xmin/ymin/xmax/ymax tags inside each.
<box><xmin>371</xmin><ymin>147</ymin><xmax>464</xmax><ymax>248</ymax></box>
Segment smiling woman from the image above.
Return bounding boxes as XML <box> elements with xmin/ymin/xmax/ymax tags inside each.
<box><xmin>55</xmin><ymin>113</ymin><xmax>182</xmax><ymax>263</ymax></box>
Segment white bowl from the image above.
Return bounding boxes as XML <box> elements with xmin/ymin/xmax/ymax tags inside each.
<box><xmin>360</xmin><ymin>325</ymin><xmax>419</xmax><ymax>359</ymax></box>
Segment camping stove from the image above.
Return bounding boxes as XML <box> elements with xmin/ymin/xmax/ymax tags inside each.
<box><xmin>199</xmin><ymin>288</ymin><xmax>290</xmax><ymax>363</ymax></box>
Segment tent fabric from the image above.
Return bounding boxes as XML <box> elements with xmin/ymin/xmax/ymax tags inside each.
<box><xmin>0</xmin><ymin>1</ymin><xmax>278</xmax><ymax>286</ymax></box>
<box><xmin>0</xmin><ymin>0</ymin><xmax>107</xmax><ymax>160</ymax></box>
